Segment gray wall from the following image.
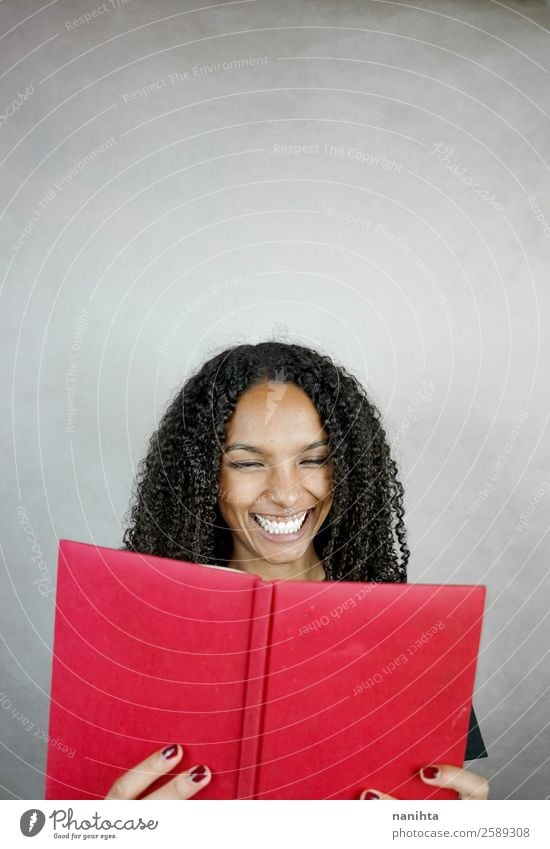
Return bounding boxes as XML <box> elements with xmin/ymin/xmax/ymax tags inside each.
<box><xmin>1</xmin><ymin>0</ymin><xmax>549</xmax><ymax>800</ymax></box>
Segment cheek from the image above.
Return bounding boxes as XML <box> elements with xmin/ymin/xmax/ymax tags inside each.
<box><xmin>218</xmin><ymin>470</ymin><xmax>258</xmax><ymax>513</ymax></box>
<box><xmin>308</xmin><ymin>467</ymin><xmax>333</xmax><ymax>499</ymax></box>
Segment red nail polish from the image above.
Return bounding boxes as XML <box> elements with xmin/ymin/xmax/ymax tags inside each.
<box><xmin>362</xmin><ymin>791</ymin><xmax>380</xmax><ymax>799</ymax></box>
<box><xmin>161</xmin><ymin>744</ymin><xmax>180</xmax><ymax>760</ymax></box>
<box><xmin>421</xmin><ymin>766</ymin><xmax>439</xmax><ymax>780</ymax></box>
<box><xmin>190</xmin><ymin>765</ymin><xmax>208</xmax><ymax>783</ymax></box>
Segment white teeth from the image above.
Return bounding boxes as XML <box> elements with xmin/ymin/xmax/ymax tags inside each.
<box><xmin>253</xmin><ymin>510</ymin><xmax>309</xmax><ymax>535</ymax></box>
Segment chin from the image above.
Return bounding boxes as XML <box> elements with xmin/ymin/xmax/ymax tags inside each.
<box><xmin>255</xmin><ymin>544</ymin><xmax>309</xmax><ymax>565</ymax></box>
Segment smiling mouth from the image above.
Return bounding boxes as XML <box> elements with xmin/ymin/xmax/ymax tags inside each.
<box><xmin>251</xmin><ymin>508</ymin><xmax>313</xmax><ymax>536</ymax></box>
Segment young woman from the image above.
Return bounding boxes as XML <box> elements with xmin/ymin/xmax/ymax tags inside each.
<box><xmin>106</xmin><ymin>341</ymin><xmax>489</xmax><ymax>801</ymax></box>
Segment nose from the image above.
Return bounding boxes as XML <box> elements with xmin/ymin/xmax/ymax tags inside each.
<box><xmin>262</xmin><ymin>462</ymin><xmax>302</xmax><ymax>508</ymax></box>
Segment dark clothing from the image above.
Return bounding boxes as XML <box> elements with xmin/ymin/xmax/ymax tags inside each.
<box><xmin>465</xmin><ymin>706</ymin><xmax>488</xmax><ymax>760</ymax></box>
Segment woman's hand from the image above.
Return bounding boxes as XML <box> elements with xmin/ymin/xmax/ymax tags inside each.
<box><xmin>360</xmin><ymin>765</ymin><xmax>489</xmax><ymax>800</ymax></box>
<box><xmin>105</xmin><ymin>744</ymin><xmax>212</xmax><ymax>800</ymax></box>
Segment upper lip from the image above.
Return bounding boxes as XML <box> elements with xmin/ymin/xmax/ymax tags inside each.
<box><xmin>251</xmin><ymin>508</ymin><xmax>312</xmax><ymax>517</ymax></box>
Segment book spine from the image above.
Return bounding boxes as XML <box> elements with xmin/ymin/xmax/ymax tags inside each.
<box><xmin>236</xmin><ymin>580</ymin><xmax>274</xmax><ymax>799</ymax></box>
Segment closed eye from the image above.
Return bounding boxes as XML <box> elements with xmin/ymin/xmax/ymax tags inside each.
<box><xmin>228</xmin><ymin>461</ymin><xmax>263</xmax><ymax>469</ymax></box>
<box><xmin>229</xmin><ymin>458</ymin><xmax>329</xmax><ymax>469</ymax></box>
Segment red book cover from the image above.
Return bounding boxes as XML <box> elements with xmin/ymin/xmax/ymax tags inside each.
<box><xmin>45</xmin><ymin>539</ymin><xmax>486</xmax><ymax>800</ymax></box>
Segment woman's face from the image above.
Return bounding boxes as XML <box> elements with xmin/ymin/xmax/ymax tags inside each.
<box><xmin>217</xmin><ymin>382</ymin><xmax>333</xmax><ymax>575</ymax></box>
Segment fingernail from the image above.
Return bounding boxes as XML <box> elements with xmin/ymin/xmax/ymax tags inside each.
<box><xmin>161</xmin><ymin>744</ymin><xmax>180</xmax><ymax>760</ymax></box>
<box><xmin>189</xmin><ymin>764</ymin><xmax>209</xmax><ymax>783</ymax></box>
<box><xmin>421</xmin><ymin>766</ymin><xmax>439</xmax><ymax>780</ymax></box>
<box><xmin>362</xmin><ymin>790</ymin><xmax>381</xmax><ymax>799</ymax></box>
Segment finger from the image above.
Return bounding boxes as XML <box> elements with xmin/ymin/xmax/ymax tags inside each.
<box><xmin>359</xmin><ymin>788</ymin><xmax>396</xmax><ymax>800</ymax></box>
<box><xmin>420</xmin><ymin>764</ymin><xmax>489</xmax><ymax>800</ymax></box>
<box><xmin>145</xmin><ymin>763</ymin><xmax>212</xmax><ymax>800</ymax></box>
<box><xmin>105</xmin><ymin>744</ymin><xmax>184</xmax><ymax>800</ymax></box>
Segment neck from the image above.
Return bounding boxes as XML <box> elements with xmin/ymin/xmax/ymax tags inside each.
<box><xmin>228</xmin><ymin>552</ymin><xmax>326</xmax><ymax>583</ymax></box>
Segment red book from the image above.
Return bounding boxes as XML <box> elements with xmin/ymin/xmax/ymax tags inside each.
<box><xmin>45</xmin><ymin>539</ymin><xmax>485</xmax><ymax>800</ymax></box>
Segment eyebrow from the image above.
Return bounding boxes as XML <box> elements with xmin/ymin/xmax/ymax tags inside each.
<box><xmin>224</xmin><ymin>439</ymin><xmax>329</xmax><ymax>454</ymax></box>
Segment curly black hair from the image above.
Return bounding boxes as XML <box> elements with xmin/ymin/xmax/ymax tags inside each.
<box><xmin>122</xmin><ymin>341</ymin><xmax>409</xmax><ymax>582</ymax></box>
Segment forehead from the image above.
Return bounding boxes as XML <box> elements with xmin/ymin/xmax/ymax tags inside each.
<box><xmin>224</xmin><ymin>383</ymin><xmax>326</xmax><ymax>441</ymax></box>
